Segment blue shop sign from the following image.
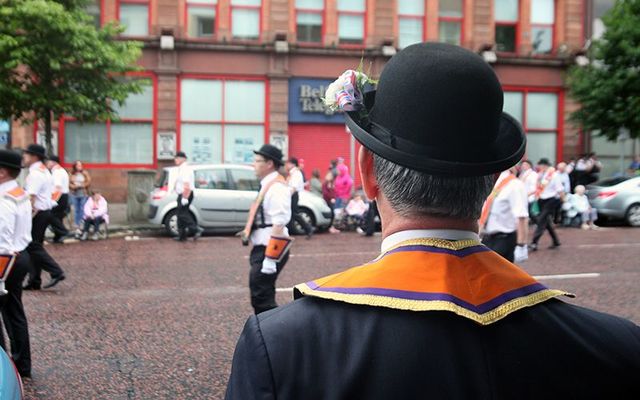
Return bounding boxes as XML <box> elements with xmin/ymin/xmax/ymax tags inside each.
<box><xmin>289</xmin><ymin>78</ymin><xmax>345</xmax><ymax>124</ymax></box>
<box><xmin>0</xmin><ymin>120</ymin><xmax>9</xmax><ymax>146</ymax></box>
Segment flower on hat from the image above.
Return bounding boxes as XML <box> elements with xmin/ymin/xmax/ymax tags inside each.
<box><xmin>323</xmin><ymin>69</ymin><xmax>370</xmax><ymax>112</ymax></box>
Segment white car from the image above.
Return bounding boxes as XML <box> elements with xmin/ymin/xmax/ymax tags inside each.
<box><xmin>148</xmin><ymin>164</ymin><xmax>333</xmax><ymax>236</ymax></box>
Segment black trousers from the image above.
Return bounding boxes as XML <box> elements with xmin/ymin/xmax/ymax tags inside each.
<box><xmin>249</xmin><ymin>245</ymin><xmax>289</xmax><ymax>315</ymax></box>
<box><xmin>83</xmin><ymin>216</ymin><xmax>105</xmax><ymax>233</ymax></box>
<box><xmin>532</xmin><ymin>198</ymin><xmax>561</xmax><ymax>246</ymax></box>
<box><xmin>26</xmin><ymin>210</ymin><xmax>65</xmax><ymax>287</ymax></box>
<box><xmin>289</xmin><ymin>192</ymin><xmax>313</xmax><ymax>235</ymax></box>
<box><xmin>50</xmin><ymin>193</ymin><xmax>69</xmax><ymax>240</ymax></box>
<box><xmin>177</xmin><ymin>193</ymin><xmax>198</xmax><ymax>240</ymax></box>
<box><xmin>0</xmin><ymin>252</ymin><xmax>32</xmax><ymax>376</ymax></box>
<box><xmin>482</xmin><ymin>232</ymin><xmax>517</xmax><ymax>262</ymax></box>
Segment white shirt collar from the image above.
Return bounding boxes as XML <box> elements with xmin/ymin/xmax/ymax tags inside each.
<box><xmin>0</xmin><ymin>180</ymin><xmax>18</xmax><ymax>194</ymax></box>
<box><xmin>381</xmin><ymin>229</ymin><xmax>480</xmax><ymax>253</ymax></box>
<box><xmin>260</xmin><ymin>171</ymin><xmax>280</xmax><ymax>188</ymax></box>
<box><xmin>29</xmin><ymin>161</ymin><xmax>43</xmax><ymax>172</ymax></box>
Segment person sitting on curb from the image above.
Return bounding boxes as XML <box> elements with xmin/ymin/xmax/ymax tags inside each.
<box><xmin>79</xmin><ymin>190</ymin><xmax>109</xmax><ymax>241</ymax></box>
<box><xmin>564</xmin><ymin>185</ymin><xmax>598</xmax><ymax>230</ymax></box>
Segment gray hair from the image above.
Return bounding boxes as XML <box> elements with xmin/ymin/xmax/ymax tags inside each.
<box><xmin>373</xmin><ymin>154</ymin><xmax>494</xmax><ymax>220</ymax></box>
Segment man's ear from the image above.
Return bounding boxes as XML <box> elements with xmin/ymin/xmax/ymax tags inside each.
<box><xmin>358</xmin><ymin>147</ymin><xmax>379</xmax><ymax>201</ymax></box>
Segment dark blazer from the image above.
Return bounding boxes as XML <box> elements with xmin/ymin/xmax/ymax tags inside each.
<box><xmin>226</xmin><ymin>297</ymin><xmax>640</xmax><ymax>400</ymax></box>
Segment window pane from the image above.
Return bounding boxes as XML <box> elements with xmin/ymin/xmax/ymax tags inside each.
<box><xmin>439</xmin><ymin>21</ymin><xmax>461</xmax><ymax>46</ymax></box>
<box><xmin>64</xmin><ymin>122</ymin><xmax>107</xmax><ymax>163</ymax></box>
<box><xmin>297</xmin><ymin>12</ymin><xmax>322</xmax><ymax>42</ymax></box>
<box><xmin>188</xmin><ymin>6</ymin><xmax>216</xmax><ymax>37</ymax></box>
<box><xmin>503</xmin><ymin>92</ymin><xmax>523</xmax><ymax>123</ymax></box>
<box><xmin>110</xmin><ymin>123</ymin><xmax>153</xmax><ymax>164</ymax></box>
<box><xmin>399</xmin><ymin>18</ymin><xmax>423</xmax><ymax>48</ymax></box>
<box><xmin>296</xmin><ymin>0</ymin><xmax>323</xmax><ymax>10</ymax></box>
<box><xmin>113</xmin><ymin>82</ymin><xmax>153</xmax><ymax>120</ymax></box>
<box><xmin>232</xmin><ymin>8</ymin><xmax>260</xmax><ymax>39</ymax></box>
<box><xmin>119</xmin><ymin>4</ymin><xmax>148</xmax><ymax>36</ymax></box>
<box><xmin>194</xmin><ymin>168</ymin><xmax>229</xmax><ymax>190</ymax></box>
<box><xmin>232</xmin><ymin>0</ymin><xmax>261</xmax><ymax>5</ymax></box>
<box><xmin>230</xmin><ymin>168</ymin><xmax>260</xmax><ymax>191</ymax></box>
<box><xmin>338</xmin><ymin>15</ymin><xmax>364</xmax><ymax>43</ymax></box>
<box><xmin>86</xmin><ymin>0</ymin><xmax>101</xmax><ymax>28</ymax></box>
<box><xmin>526</xmin><ymin>132</ymin><xmax>557</xmax><ymax>165</ymax></box>
<box><xmin>495</xmin><ymin>25</ymin><xmax>516</xmax><ymax>52</ymax></box>
<box><xmin>224</xmin><ymin>125</ymin><xmax>264</xmax><ymax>164</ymax></box>
<box><xmin>180</xmin><ymin>124</ymin><xmax>222</xmax><ymax>164</ymax></box>
<box><xmin>224</xmin><ymin>81</ymin><xmax>265</xmax><ymax>122</ymax></box>
<box><xmin>495</xmin><ymin>0</ymin><xmax>519</xmax><ymax>22</ymax></box>
<box><xmin>439</xmin><ymin>0</ymin><xmax>463</xmax><ymax>17</ymax></box>
<box><xmin>531</xmin><ymin>0</ymin><xmax>555</xmax><ymax>24</ymax></box>
<box><xmin>337</xmin><ymin>0</ymin><xmax>365</xmax><ymax>12</ymax></box>
<box><xmin>531</xmin><ymin>26</ymin><xmax>553</xmax><ymax>53</ymax></box>
<box><xmin>526</xmin><ymin>93</ymin><xmax>558</xmax><ymax>129</ymax></box>
<box><xmin>181</xmin><ymin>79</ymin><xmax>222</xmax><ymax>122</ymax></box>
<box><xmin>188</xmin><ymin>0</ymin><xmax>217</xmax><ymax>4</ymax></box>
<box><xmin>398</xmin><ymin>0</ymin><xmax>424</xmax><ymax>15</ymax></box>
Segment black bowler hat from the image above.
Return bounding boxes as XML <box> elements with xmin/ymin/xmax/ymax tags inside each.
<box><xmin>0</xmin><ymin>149</ymin><xmax>22</xmax><ymax>171</ymax></box>
<box><xmin>49</xmin><ymin>155</ymin><xmax>60</xmax><ymax>163</ymax></box>
<box><xmin>23</xmin><ymin>144</ymin><xmax>47</xmax><ymax>160</ymax></box>
<box><xmin>175</xmin><ymin>151</ymin><xmax>187</xmax><ymax>159</ymax></box>
<box><xmin>254</xmin><ymin>144</ymin><xmax>284</xmax><ymax>166</ymax></box>
<box><xmin>345</xmin><ymin>42</ymin><xmax>526</xmax><ymax>177</ymax></box>
<box><xmin>537</xmin><ymin>158</ymin><xmax>551</xmax><ymax>166</ymax></box>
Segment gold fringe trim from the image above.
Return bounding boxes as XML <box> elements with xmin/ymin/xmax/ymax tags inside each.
<box><xmin>294</xmin><ymin>284</ymin><xmax>570</xmax><ymax>326</ymax></box>
<box><xmin>381</xmin><ymin>238</ymin><xmax>483</xmax><ymax>256</ymax></box>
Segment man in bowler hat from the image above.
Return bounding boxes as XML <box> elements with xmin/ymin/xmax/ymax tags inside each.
<box><xmin>226</xmin><ymin>43</ymin><xmax>639</xmax><ymax>399</ymax></box>
<box><xmin>173</xmin><ymin>151</ymin><xmax>203</xmax><ymax>241</ymax></box>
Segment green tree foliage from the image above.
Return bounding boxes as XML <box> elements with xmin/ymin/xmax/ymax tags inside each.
<box><xmin>0</xmin><ymin>0</ymin><xmax>144</xmax><ymax>153</ymax></box>
<box><xmin>567</xmin><ymin>0</ymin><xmax>640</xmax><ymax>141</ymax></box>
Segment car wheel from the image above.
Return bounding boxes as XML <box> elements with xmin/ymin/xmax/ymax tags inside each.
<box><xmin>291</xmin><ymin>207</ymin><xmax>316</xmax><ymax>235</ymax></box>
<box><xmin>626</xmin><ymin>203</ymin><xmax>640</xmax><ymax>227</ymax></box>
<box><xmin>163</xmin><ymin>209</ymin><xmax>179</xmax><ymax>236</ymax></box>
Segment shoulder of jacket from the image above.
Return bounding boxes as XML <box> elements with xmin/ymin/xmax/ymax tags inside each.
<box><xmin>3</xmin><ymin>187</ymin><xmax>28</xmax><ymax>203</ymax></box>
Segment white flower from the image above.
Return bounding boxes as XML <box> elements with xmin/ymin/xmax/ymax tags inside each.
<box><xmin>323</xmin><ymin>70</ymin><xmax>369</xmax><ymax>112</ymax></box>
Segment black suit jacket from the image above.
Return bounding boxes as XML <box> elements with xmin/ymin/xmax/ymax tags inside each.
<box><xmin>226</xmin><ymin>297</ymin><xmax>640</xmax><ymax>399</ymax></box>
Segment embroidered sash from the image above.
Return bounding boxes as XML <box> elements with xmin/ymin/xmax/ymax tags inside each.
<box><xmin>479</xmin><ymin>173</ymin><xmax>516</xmax><ymax>228</ymax></box>
<box><xmin>294</xmin><ymin>238</ymin><xmax>571</xmax><ymax>325</ymax></box>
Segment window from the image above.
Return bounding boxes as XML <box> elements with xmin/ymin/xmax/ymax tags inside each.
<box><xmin>187</xmin><ymin>0</ymin><xmax>217</xmax><ymax>38</ymax></box>
<box><xmin>296</xmin><ymin>0</ymin><xmax>323</xmax><ymax>43</ymax></box>
<box><xmin>180</xmin><ymin>78</ymin><xmax>266</xmax><ymax>164</ymax></box>
<box><xmin>337</xmin><ymin>0</ymin><xmax>365</xmax><ymax>45</ymax></box>
<box><xmin>230</xmin><ymin>168</ymin><xmax>260</xmax><ymax>191</ymax></box>
<box><xmin>397</xmin><ymin>0</ymin><xmax>425</xmax><ymax>49</ymax></box>
<box><xmin>194</xmin><ymin>168</ymin><xmax>229</xmax><ymax>190</ymax></box>
<box><xmin>530</xmin><ymin>0</ymin><xmax>555</xmax><ymax>54</ymax></box>
<box><xmin>503</xmin><ymin>89</ymin><xmax>560</xmax><ymax>164</ymax></box>
<box><xmin>119</xmin><ymin>0</ymin><xmax>149</xmax><ymax>36</ymax></box>
<box><xmin>231</xmin><ymin>0</ymin><xmax>261</xmax><ymax>40</ymax></box>
<box><xmin>86</xmin><ymin>0</ymin><xmax>101</xmax><ymax>29</ymax></box>
<box><xmin>439</xmin><ymin>0</ymin><xmax>463</xmax><ymax>46</ymax></box>
<box><xmin>495</xmin><ymin>0</ymin><xmax>519</xmax><ymax>52</ymax></box>
<box><xmin>64</xmin><ymin>79</ymin><xmax>155</xmax><ymax>165</ymax></box>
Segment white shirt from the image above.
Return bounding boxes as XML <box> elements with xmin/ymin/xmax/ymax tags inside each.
<box><xmin>520</xmin><ymin>169</ymin><xmax>538</xmax><ymax>202</ymax></box>
<box><xmin>0</xmin><ymin>180</ymin><xmax>33</xmax><ymax>254</ymax></box>
<box><xmin>538</xmin><ymin>169</ymin><xmax>565</xmax><ymax>200</ymax></box>
<box><xmin>485</xmin><ymin>171</ymin><xmax>529</xmax><ymax>234</ymax></box>
<box><xmin>174</xmin><ymin>162</ymin><xmax>195</xmax><ymax>195</ymax></box>
<box><xmin>288</xmin><ymin>167</ymin><xmax>304</xmax><ymax>194</ymax></box>
<box><xmin>558</xmin><ymin>172</ymin><xmax>571</xmax><ymax>194</ymax></box>
<box><xmin>381</xmin><ymin>229</ymin><xmax>479</xmax><ymax>253</ymax></box>
<box><xmin>251</xmin><ymin>171</ymin><xmax>292</xmax><ymax>246</ymax></box>
<box><xmin>51</xmin><ymin>164</ymin><xmax>70</xmax><ymax>194</ymax></box>
<box><xmin>26</xmin><ymin>161</ymin><xmax>55</xmax><ymax>211</ymax></box>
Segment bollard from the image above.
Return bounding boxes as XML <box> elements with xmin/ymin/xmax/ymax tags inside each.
<box><xmin>126</xmin><ymin>170</ymin><xmax>157</xmax><ymax>222</ymax></box>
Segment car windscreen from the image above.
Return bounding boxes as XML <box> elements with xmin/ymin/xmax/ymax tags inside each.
<box><xmin>593</xmin><ymin>177</ymin><xmax>629</xmax><ymax>187</ymax></box>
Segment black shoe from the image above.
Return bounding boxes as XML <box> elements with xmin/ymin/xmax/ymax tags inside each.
<box><xmin>306</xmin><ymin>227</ymin><xmax>315</xmax><ymax>240</ymax></box>
<box><xmin>23</xmin><ymin>283</ymin><xmax>41</xmax><ymax>291</ymax></box>
<box><xmin>528</xmin><ymin>243</ymin><xmax>538</xmax><ymax>252</ymax></box>
<box><xmin>19</xmin><ymin>371</ymin><xmax>31</xmax><ymax>379</ymax></box>
<box><xmin>548</xmin><ymin>243</ymin><xmax>561</xmax><ymax>250</ymax></box>
<box><xmin>193</xmin><ymin>227</ymin><xmax>204</xmax><ymax>241</ymax></box>
<box><xmin>43</xmin><ymin>274</ymin><xmax>66</xmax><ymax>289</ymax></box>
<box><xmin>173</xmin><ymin>237</ymin><xmax>186</xmax><ymax>242</ymax></box>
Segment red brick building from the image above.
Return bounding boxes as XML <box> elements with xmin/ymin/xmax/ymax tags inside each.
<box><xmin>8</xmin><ymin>0</ymin><xmax>588</xmax><ymax>201</ymax></box>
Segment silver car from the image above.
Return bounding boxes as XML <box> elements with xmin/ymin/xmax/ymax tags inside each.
<box><xmin>587</xmin><ymin>176</ymin><xmax>640</xmax><ymax>227</ymax></box>
<box><xmin>148</xmin><ymin>164</ymin><xmax>333</xmax><ymax>236</ymax></box>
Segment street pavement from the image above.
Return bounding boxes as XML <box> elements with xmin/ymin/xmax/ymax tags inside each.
<box><xmin>21</xmin><ymin>226</ymin><xmax>640</xmax><ymax>399</ymax></box>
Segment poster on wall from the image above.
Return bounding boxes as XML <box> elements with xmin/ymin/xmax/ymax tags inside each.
<box><xmin>0</xmin><ymin>120</ymin><xmax>9</xmax><ymax>149</ymax></box>
<box><xmin>158</xmin><ymin>131</ymin><xmax>176</xmax><ymax>160</ymax></box>
<box><xmin>232</xmin><ymin>137</ymin><xmax>256</xmax><ymax>164</ymax></box>
<box><xmin>36</xmin><ymin>128</ymin><xmax>58</xmax><ymax>155</ymax></box>
<box><xmin>270</xmin><ymin>132</ymin><xmax>288</xmax><ymax>160</ymax></box>
<box><xmin>190</xmin><ymin>135</ymin><xmax>214</xmax><ymax>164</ymax></box>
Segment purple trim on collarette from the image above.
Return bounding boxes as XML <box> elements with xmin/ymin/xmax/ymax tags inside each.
<box><xmin>304</xmin><ymin>281</ymin><xmax>549</xmax><ymax>314</ymax></box>
<box><xmin>383</xmin><ymin>244</ymin><xmax>490</xmax><ymax>259</ymax></box>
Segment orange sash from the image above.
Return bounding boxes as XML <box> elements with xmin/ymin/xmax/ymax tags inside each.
<box><xmin>0</xmin><ymin>254</ymin><xmax>16</xmax><ymax>281</ymax></box>
<box><xmin>242</xmin><ymin>175</ymin><xmax>287</xmax><ymax>235</ymax></box>
<box><xmin>535</xmin><ymin>167</ymin><xmax>556</xmax><ymax>198</ymax></box>
<box><xmin>479</xmin><ymin>174</ymin><xmax>516</xmax><ymax>228</ymax></box>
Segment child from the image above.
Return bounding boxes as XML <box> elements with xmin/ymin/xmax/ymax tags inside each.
<box><xmin>80</xmin><ymin>190</ymin><xmax>109</xmax><ymax>240</ymax></box>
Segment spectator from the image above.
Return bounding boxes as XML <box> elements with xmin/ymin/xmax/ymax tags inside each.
<box><xmin>322</xmin><ymin>171</ymin><xmax>340</xmax><ymax>234</ymax></box>
<box><xmin>345</xmin><ymin>193</ymin><xmax>369</xmax><ymax>233</ymax></box>
<box><xmin>555</xmin><ymin>162</ymin><xmax>571</xmax><ymax>224</ymax></box>
<box><xmin>585</xmin><ymin>152</ymin><xmax>602</xmax><ymax>185</ymax></box>
<box><xmin>80</xmin><ymin>190</ymin><xmax>109</xmax><ymax>241</ymax></box>
<box><xmin>309</xmin><ymin>169</ymin><xmax>322</xmax><ymax>196</ymax></box>
<box><xmin>565</xmin><ymin>185</ymin><xmax>598</xmax><ymax>230</ymax></box>
<box><xmin>628</xmin><ymin>156</ymin><xmax>640</xmax><ymax>176</ymax></box>
<box><xmin>69</xmin><ymin>161</ymin><xmax>91</xmax><ymax>230</ymax></box>
<box><xmin>334</xmin><ymin>164</ymin><xmax>353</xmax><ymax>209</ymax></box>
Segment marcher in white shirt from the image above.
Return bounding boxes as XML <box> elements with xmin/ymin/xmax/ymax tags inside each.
<box><xmin>22</xmin><ymin>144</ymin><xmax>66</xmax><ymax>290</ymax></box>
<box><xmin>0</xmin><ymin>149</ymin><xmax>33</xmax><ymax>378</ymax></box>
<box><xmin>530</xmin><ymin>158</ymin><xmax>563</xmax><ymax>251</ymax></box>
<box><xmin>554</xmin><ymin>162</ymin><xmax>572</xmax><ymax>224</ymax></box>
<box><xmin>173</xmin><ymin>151</ymin><xmax>203</xmax><ymax>241</ymax></box>
<box><xmin>285</xmin><ymin>157</ymin><xmax>313</xmax><ymax>239</ymax></box>
<box><xmin>480</xmin><ymin>168</ymin><xmax>529</xmax><ymax>262</ymax></box>
<box><xmin>46</xmin><ymin>155</ymin><xmax>71</xmax><ymax>243</ymax></box>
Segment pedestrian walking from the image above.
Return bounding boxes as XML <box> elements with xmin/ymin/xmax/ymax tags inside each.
<box><xmin>519</xmin><ymin>159</ymin><xmax>538</xmax><ymax>220</ymax></box>
<box><xmin>286</xmin><ymin>157</ymin><xmax>313</xmax><ymax>239</ymax></box>
<box><xmin>0</xmin><ymin>149</ymin><xmax>32</xmax><ymax>378</ymax></box>
<box><xmin>22</xmin><ymin>144</ymin><xmax>66</xmax><ymax>290</ymax></box>
<box><xmin>173</xmin><ymin>151</ymin><xmax>203</xmax><ymax>241</ymax></box>
<box><xmin>226</xmin><ymin>43</ymin><xmax>640</xmax><ymax>399</ymax></box>
<box><xmin>46</xmin><ymin>155</ymin><xmax>70</xmax><ymax>243</ymax></box>
<box><xmin>69</xmin><ymin>161</ymin><xmax>91</xmax><ymax>230</ymax></box>
<box><xmin>309</xmin><ymin>169</ymin><xmax>322</xmax><ymax>196</ymax></box>
<box><xmin>479</xmin><ymin>167</ymin><xmax>529</xmax><ymax>262</ymax></box>
<box><xmin>530</xmin><ymin>158</ymin><xmax>564</xmax><ymax>251</ymax></box>
<box><xmin>237</xmin><ymin>144</ymin><xmax>292</xmax><ymax>315</ymax></box>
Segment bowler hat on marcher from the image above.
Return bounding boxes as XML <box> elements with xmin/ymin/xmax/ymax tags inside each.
<box><xmin>23</xmin><ymin>144</ymin><xmax>47</xmax><ymax>160</ymax></box>
<box><xmin>0</xmin><ymin>149</ymin><xmax>22</xmax><ymax>171</ymax></box>
<box><xmin>345</xmin><ymin>42</ymin><xmax>526</xmax><ymax>177</ymax></box>
<box><xmin>537</xmin><ymin>158</ymin><xmax>551</xmax><ymax>166</ymax></box>
<box><xmin>49</xmin><ymin>155</ymin><xmax>60</xmax><ymax>163</ymax></box>
<box><xmin>254</xmin><ymin>144</ymin><xmax>284</xmax><ymax>167</ymax></box>
<box><xmin>175</xmin><ymin>151</ymin><xmax>187</xmax><ymax>159</ymax></box>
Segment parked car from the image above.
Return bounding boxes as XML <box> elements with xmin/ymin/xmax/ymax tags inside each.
<box><xmin>148</xmin><ymin>164</ymin><xmax>333</xmax><ymax>236</ymax></box>
<box><xmin>0</xmin><ymin>347</ymin><xmax>23</xmax><ymax>399</ymax></box>
<box><xmin>587</xmin><ymin>176</ymin><xmax>640</xmax><ymax>226</ymax></box>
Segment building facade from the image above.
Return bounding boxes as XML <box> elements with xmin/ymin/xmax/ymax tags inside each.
<box><xmin>8</xmin><ymin>0</ymin><xmax>589</xmax><ymax>201</ymax></box>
